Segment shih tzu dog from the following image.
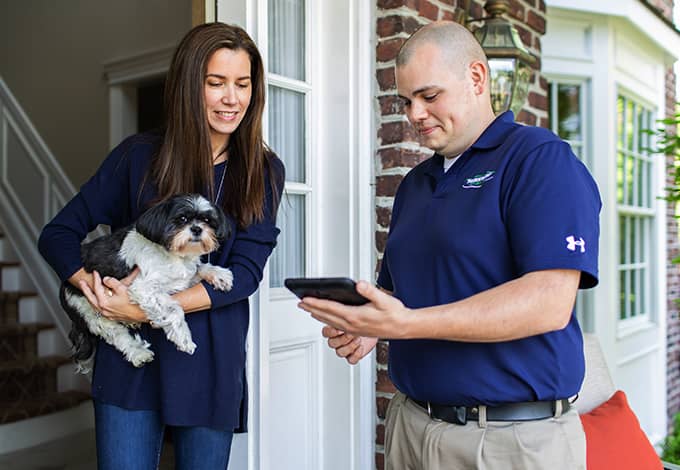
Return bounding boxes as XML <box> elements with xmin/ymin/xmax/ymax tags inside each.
<box><xmin>60</xmin><ymin>194</ymin><xmax>233</xmax><ymax>370</ymax></box>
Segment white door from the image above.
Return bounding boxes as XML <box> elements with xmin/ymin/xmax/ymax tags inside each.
<box><xmin>220</xmin><ymin>1</ymin><xmax>374</xmax><ymax>469</ymax></box>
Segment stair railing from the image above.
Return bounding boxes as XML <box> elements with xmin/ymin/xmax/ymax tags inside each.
<box><xmin>0</xmin><ymin>76</ymin><xmax>76</xmax><ymax>339</ymax></box>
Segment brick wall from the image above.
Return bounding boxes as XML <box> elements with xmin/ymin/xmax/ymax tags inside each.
<box><xmin>373</xmin><ymin>1</ymin><xmax>546</xmax><ymax>467</ymax></box>
<box><xmin>641</xmin><ymin>0</ymin><xmax>680</xmax><ymax>436</ymax></box>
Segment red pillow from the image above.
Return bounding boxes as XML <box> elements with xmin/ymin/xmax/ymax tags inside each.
<box><xmin>579</xmin><ymin>390</ymin><xmax>662</xmax><ymax>469</ymax></box>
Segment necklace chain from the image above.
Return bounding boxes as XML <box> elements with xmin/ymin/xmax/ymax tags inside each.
<box><xmin>209</xmin><ymin>162</ymin><xmax>226</xmax><ymax>265</ymax></box>
<box><xmin>214</xmin><ymin>162</ymin><xmax>226</xmax><ymax>204</ymax></box>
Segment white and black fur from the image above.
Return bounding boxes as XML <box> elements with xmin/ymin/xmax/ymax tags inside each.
<box><xmin>60</xmin><ymin>194</ymin><xmax>233</xmax><ymax>370</ymax></box>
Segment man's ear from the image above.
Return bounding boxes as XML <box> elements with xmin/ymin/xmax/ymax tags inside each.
<box><xmin>469</xmin><ymin>60</ymin><xmax>489</xmax><ymax>96</ymax></box>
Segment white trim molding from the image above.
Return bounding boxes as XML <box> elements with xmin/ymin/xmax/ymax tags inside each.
<box><xmin>102</xmin><ymin>45</ymin><xmax>175</xmax><ymax>149</ymax></box>
<box><xmin>545</xmin><ymin>0</ymin><xmax>680</xmax><ymax>63</ymax></box>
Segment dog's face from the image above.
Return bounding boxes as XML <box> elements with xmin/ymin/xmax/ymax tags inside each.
<box><xmin>135</xmin><ymin>194</ymin><xmax>230</xmax><ymax>257</ymax></box>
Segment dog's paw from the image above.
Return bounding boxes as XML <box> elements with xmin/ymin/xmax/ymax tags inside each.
<box><xmin>165</xmin><ymin>324</ymin><xmax>196</xmax><ymax>354</ymax></box>
<box><xmin>180</xmin><ymin>338</ymin><xmax>197</xmax><ymax>354</ymax></box>
<box><xmin>208</xmin><ymin>267</ymin><xmax>234</xmax><ymax>291</ymax></box>
<box><xmin>128</xmin><ymin>347</ymin><xmax>155</xmax><ymax>367</ymax></box>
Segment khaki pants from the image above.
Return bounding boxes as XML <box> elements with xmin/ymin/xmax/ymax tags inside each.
<box><xmin>385</xmin><ymin>391</ymin><xmax>586</xmax><ymax>470</ymax></box>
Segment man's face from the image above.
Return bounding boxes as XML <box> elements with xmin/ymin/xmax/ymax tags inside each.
<box><xmin>396</xmin><ymin>43</ymin><xmax>479</xmax><ymax>157</ymax></box>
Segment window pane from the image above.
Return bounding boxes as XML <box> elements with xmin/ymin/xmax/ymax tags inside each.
<box><xmin>626</xmin><ymin>100</ymin><xmax>635</xmax><ymax>150</ymax></box>
<box><xmin>616</xmin><ymin>94</ymin><xmax>654</xmax><ymax>324</ymax></box>
<box><xmin>620</xmin><ymin>270</ymin><xmax>626</xmax><ymax>320</ymax></box>
<box><xmin>270</xmin><ymin>194</ymin><xmax>305</xmax><ymax>287</ymax></box>
<box><xmin>617</xmin><ymin>151</ymin><xmax>624</xmax><ymax>203</ymax></box>
<box><xmin>268</xmin><ymin>0</ymin><xmax>305</xmax><ymax>80</ymax></box>
<box><xmin>268</xmin><ymin>86</ymin><xmax>306</xmax><ymax>182</ymax></box>
<box><xmin>557</xmin><ymin>84</ymin><xmax>581</xmax><ymax>141</ymax></box>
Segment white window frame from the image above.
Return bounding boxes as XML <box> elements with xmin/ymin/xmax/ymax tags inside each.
<box><xmin>615</xmin><ymin>89</ymin><xmax>657</xmax><ymax>334</ymax></box>
<box><xmin>261</xmin><ymin>0</ymin><xmax>315</xmax><ymax>294</ymax></box>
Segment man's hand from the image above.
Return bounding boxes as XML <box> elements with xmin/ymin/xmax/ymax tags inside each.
<box><xmin>322</xmin><ymin>326</ymin><xmax>377</xmax><ymax>365</ymax></box>
<box><xmin>299</xmin><ymin>281</ymin><xmax>411</xmax><ymax>339</ymax></box>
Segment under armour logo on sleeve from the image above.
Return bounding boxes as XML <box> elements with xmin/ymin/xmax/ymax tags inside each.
<box><xmin>566</xmin><ymin>235</ymin><xmax>586</xmax><ymax>253</ymax></box>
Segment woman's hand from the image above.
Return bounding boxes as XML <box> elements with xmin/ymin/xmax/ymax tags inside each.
<box><xmin>79</xmin><ymin>269</ymin><xmax>147</xmax><ymax>324</ymax></box>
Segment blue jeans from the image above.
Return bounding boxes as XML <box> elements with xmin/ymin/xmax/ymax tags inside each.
<box><xmin>94</xmin><ymin>401</ymin><xmax>233</xmax><ymax>470</ymax></box>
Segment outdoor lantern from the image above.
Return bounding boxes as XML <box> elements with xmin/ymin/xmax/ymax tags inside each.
<box><xmin>467</xmin><ymin>0</ymin><xmax>537</xmax><ymax>115</ymax></box>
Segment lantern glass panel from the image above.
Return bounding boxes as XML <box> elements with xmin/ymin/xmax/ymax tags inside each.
<box><xmin>488</xmin><ymin>58</ymin><xmax>515</xmax><ymax>114</ymax></box>
<box><xmin>509</xmin><ymin>60</ymin><xmax>531</xmax><ymax>115</ymax></box>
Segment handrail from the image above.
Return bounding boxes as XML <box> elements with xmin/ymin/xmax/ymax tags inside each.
<box><xmin>0</xmin><ymin>75</ymin><xmax>76</xmax><ymax>339</ymax></box>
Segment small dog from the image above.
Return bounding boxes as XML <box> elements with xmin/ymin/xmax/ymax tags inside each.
<box><xmin>60</xmin><ymin>194</ymin><xmax>233</xmax><ymax>370</ymax></box>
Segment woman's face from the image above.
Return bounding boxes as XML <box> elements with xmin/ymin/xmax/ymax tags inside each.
<box><xmin>204</xmin><ymin>48</ymin><xmax>253</xmax><ymax>151</ymax></box>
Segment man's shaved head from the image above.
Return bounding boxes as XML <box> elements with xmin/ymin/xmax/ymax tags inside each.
<box><xmin>396</xmin><ymin>21</ymin><xmax>488</xmax><ymax>78</ymax></box>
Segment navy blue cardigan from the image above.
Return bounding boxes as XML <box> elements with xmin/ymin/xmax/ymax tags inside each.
<box><xmin>38</xmin><ymin>132</ymin><xmax>284</xmax><ymax>431</ymax></box>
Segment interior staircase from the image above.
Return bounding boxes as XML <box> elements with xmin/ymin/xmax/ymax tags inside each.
<box><xmin>0</xmin><ymin>228</ymin><xmax>90</xmax><ymax>425</ymax></box>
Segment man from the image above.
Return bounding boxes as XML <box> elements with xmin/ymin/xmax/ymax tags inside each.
<box><xmin>299</xmin><ymin>21</ymin><xmax>600</xmax><ymax>469</ymax></box>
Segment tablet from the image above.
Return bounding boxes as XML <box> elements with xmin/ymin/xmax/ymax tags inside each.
<box><xmin>284</xmin><ymin>277</ymin><xmax>370</xmax><ymax>306</ymax></box>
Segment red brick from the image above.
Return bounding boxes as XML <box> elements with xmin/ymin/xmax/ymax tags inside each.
<box><xmin>377</xmin><ymin>67</ymin><xmax>396</xmax><ymax>91</ymax></box>
<box><xmin>527</xmin><ymin>9</ymin><xmax>546</xmax><ymax>34</ymax></box>
<box><xmin>376</xmin><ymin>424</ymin><xmax>385</xmax><ymax>445</ymax></box>
<box><xmin>418</xmin><ymin>0</ymin><xmax>439</xmax><ymax>20</ymax></box>
<box><xmin>376</xmin><ymin>230</ymin><xmax>389</xmax><ymax>253</ymax></box>
<box><xmin>376</xmin><ymin>174</ymin><xmax>403</xmax><ymax>196</ymax></box>
<box><xmin>377</xmin><ymin>396</ymin><xmax>391</xmax><ymax>418</ymax></box>
<box><xmin>377</xmin><ymin>0</ymin><xmax>418</xmax><ymax>9</ymax></box>
<box><xmin>376</xmin><ymin>207</ymin><xmax>392</xmax><ymax>229</ymax></box>
<box><xmin>377</xmin><ymin>38</ymin><xmax>405</xmax><ymax>62</ymax></box>
<box><xmin>379</xmin><ymin>95</ymin><xmax>404</xmax><ymax>116</ymax></box>
<box><xmin>516</xmin><ymin>109</ymin><xmax>537</xmax><ymax>126</ymax></box>
<box><xmin>377</xmin><ymin>369</ymin><xmax>397</xmax><ymax>393</ymax></box>
<box><xmin>508</xmin><ymin>0</ymin><xmax>526</xmax><ymax>21</ymax></box>
<box><xmin>527</xmin><ymin>91</ymin><xmax>547</xmax><ymax>110</ymax></box>
<box><xmin>378</xmin><ymin>147</ymin><xmax>429</xmax><ymax>169</ymax></box>
<box><xmin>377</xmin><ymin>340</ymin><xmax>390</xmax><ymax>364</ymax></box>
<box><xmin>376</xmin><ymin>452</ymin><xmax>385</xmax><ymax>470</ymax></box>
<box><xmin>533</xmin><ymin>34</ymin><xmax>542</xmax><ymax>52</ymax></box>
<box><xmin>377</xmin><ymin>15</ymin><xmax>422</xmax><ymax>37</ymax></box>
<box><xmin>539</xmin><ymin>116</ymin><xmax>549</xmax><ymax>129</ymax></box>
<box><xmin>538</xmin><ymin>0</ymin><xmax>546</xmax><ymax>12</ymax></box>
<box><xmin>378</xmin><ymin>121</ymin><xmax>418</xmax><ymax>145</ymax></box>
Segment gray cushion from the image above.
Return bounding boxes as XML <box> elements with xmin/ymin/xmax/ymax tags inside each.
<box><xmin>574</xmin><ymin>333</ymin><xmax>616</xmax><ymax>414</ymax></box>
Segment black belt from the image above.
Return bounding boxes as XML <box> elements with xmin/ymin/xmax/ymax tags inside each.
<box><xmin>411</xmin><ymin>397</ymin><xmax>570</xmax><ymax>425</ymax></box>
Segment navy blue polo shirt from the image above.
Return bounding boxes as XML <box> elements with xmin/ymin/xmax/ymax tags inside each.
<box><xmin>377</xmin><ymin>111</ymin><xmax>601</xmax><ymax>406</ymax></box>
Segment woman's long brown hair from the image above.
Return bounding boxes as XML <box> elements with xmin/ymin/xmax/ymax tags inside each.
<box><xmin>148</xmin><ymin>22</ymin><xmax>279</xmax><ymax>229</ymax></box>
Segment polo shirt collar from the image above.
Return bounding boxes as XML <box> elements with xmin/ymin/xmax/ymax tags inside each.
<box><xmin>469</xmin><ymin>111</ymin><xmax>516</xmax><ymax>150</ymax></box>
<box><xmin>422</xmin><ymin>111</ymin><xmax>515</xmax><ymax>178</ymax></box>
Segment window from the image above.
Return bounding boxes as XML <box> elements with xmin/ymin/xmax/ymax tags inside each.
<box><xmin>548</xmin><ymin>79</ymin><xmax>593</xmax><ymax>331</ymax></box>
<box><xmin>266</xmin><ymin>0</ymin><xmax>310</xmax><ymax>288</ymax></box>
<box><xmin>616</xmin><ymin>94</ymin><xmax>654</xmax><ymax>322</ymax></box>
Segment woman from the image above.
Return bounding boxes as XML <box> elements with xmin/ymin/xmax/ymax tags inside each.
<box><xmin>38</xmin><ymin>23</ymin><xmax>284</xmax><ymax>469</ymax></box>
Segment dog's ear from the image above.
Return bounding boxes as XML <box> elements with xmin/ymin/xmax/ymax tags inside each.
<box><xmin>214</xmin><ymin>206</ymin><xmax>231</xmax><ymax>242</ymax></box>
<box><xmin>135</xmin><ymin>200</ymin><xmax>173</xmax><ymax>245</ymax></box>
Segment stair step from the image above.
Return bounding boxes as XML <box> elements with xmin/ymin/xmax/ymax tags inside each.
<box><xmin>0</xmin><ymin>355</ymin><xmax>72</xmax><ymax>402</ymax></box>
<box><xmin>0</xmin><ymin>390</ymin><xmax>91</xmax><ymax>424</ymax></box>
<box><xmin>0</xmin><ymin>291</ymin><xmax>38</xmax><ymax>324</ymax></box>
<box><xmin>0</xmin><ymin>322</ymin><xmax>55</xmax><ymax>361</ymax></box>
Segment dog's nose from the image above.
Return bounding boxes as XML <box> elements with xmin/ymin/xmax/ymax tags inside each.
<box><xmin>190</xmin><ymin>225</ymin><xmax>202</xmax><ymax>236</ymax></box>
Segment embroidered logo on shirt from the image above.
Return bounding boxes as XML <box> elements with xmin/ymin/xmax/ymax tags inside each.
<box><xmin>462</xmin><ymin>170</ymin><xmax>495</xmax><ymax>189</ymax></box>
<box><xmin>566</xmin><ymin>235</ymin><xmax>586</xmax><ymax>253</ymax></box>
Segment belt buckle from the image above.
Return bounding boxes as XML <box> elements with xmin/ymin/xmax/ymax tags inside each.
<box><xmin>426</xmin><ymin>402</ymin><xmax>441</xmax><ymax>422</ymax></box>
<box><xmin>427</xmin><ymin>402</ymin><xmax>467</xmax><ymax>425</ymax></box>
